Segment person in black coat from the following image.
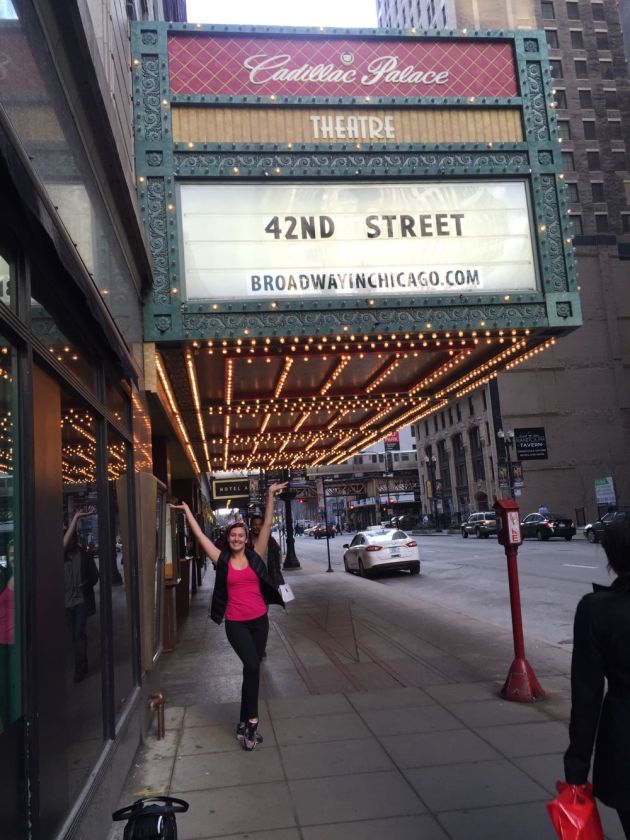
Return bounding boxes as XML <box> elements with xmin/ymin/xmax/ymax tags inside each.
<box><xmin>564</xmin><ymin>518</ymin><xmax>630</xmax><ymax>838</ymax></box>
<box><xmin>169</xmin><ymin>482</ymin><xmax>286</xmax><ymax>751</ymax></box>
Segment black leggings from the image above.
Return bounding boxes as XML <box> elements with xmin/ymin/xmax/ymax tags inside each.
<box><xmin>618</xmin><ymin>810</ymin><xmax>630</xmax><ymax>839</ymax></box>
<box><xmin>225</xmin><ymin>613</ymin><xmax>269</xmax><ymax>723</ymax></box>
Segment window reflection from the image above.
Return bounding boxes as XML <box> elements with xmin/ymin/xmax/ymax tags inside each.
<box><xmin>61</xmin><ymin>392</ymin><xmax>101</xmax><ymax>798</ymax></box>
<box><xmin>109</xmin><ymin>427</ymin><xmax>134</xmax><ymax>715</ymax></box>
<box><xmin>0</xmin><ymin>336</ymin><xmax>18</xmax><ymax>734</ymax></box>
<box><xmin>0</xmin><ymin>253</ymin><xmax>14</xmax><ymax>312</ymax></box>
<box><xmin>31</xmin><ymin>297</ymin><xmax>97</xmax><ymax>393</ymax></box>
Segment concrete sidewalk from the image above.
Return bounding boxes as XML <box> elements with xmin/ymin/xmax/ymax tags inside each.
<box><xmin>108</xmin><ymin>557</ymin><xmax>624</xmax><ymax>840</ymax></box>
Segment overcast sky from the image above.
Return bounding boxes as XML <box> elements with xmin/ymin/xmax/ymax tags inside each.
<box><xmin>185</xmin><ymin>0</ymin><xmax>378</xmax><ymax>27</ymax></box>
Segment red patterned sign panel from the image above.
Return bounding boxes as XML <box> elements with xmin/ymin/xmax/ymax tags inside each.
<box><xmin>168</xmin><ymin>35</ymin><xmax>518</xmax><ymax>99</ymax></box>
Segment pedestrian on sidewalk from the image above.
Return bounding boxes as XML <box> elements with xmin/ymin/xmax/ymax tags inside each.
<box><xmin>169</xmin><ymin>482</ymin><xmax>287</xmax><ymax>751</ymax></box>
<box><xmin>564</xmin><ymin>518</ymin><xmax>630</xmax><ymax>838</ymax></box>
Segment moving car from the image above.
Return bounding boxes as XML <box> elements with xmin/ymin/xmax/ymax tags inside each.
<box><xmin>391</xmin><ymin>514</ymin><xmax>420</xmax><ymax>530</ymax></box>
<box><xmin>461</xmin><ymin>511</ymin><xmax>497</xmax><ymax>539</ymax></box>
<box><xmin>342</xmin><ymin>528</ymin><xmax>420</xmax><ymax>577</ymax></box>
<box><xmin>312</xmin><ymin>523</ymin><xmax>335</xmax><ymax>539</ymax></box>
<box><xmin>521</xmin><ymin>511</ymin><xmax>576</xmax><ymax>541</ymax></box>
<box><xmin>584</xmin><ymin>509</ymin><xmax>630</xmax><ymax>543</ymax></box>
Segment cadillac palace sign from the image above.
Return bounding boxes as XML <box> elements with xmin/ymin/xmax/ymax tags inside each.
<box><xmin>168</xmin><ymin>35</ymin><xmax>518</xmax><ymax>98</ymax></box>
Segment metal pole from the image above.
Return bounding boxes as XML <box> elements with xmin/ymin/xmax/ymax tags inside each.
<box><xmin>322</xmin><ymin>493</ymin><xmax>333</xmax><ymax>573</ymax></box>
<box><xmin>505</xmin><ymin>439</ymin><xmax>514</xmax><ymax>500</ymax></box>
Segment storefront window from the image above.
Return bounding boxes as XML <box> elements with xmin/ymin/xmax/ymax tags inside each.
<box><xmin>0</xmin><ymin>336</ymin><xmax>18</xmax><ymax>733</ymax></box>
<box><xmin>0</xmin><ymin>252</ymin><xmax>15</xmax><ymax>312</ymax></box>
<box><xmin>61</xmin><ymin>391</ymin><xmax>102</xmax><ymax>798</ymax></box>
<box><xmin>108</xmin><ymin>426</ymin><xmax>134</xmax><ymax>716</ymax></box>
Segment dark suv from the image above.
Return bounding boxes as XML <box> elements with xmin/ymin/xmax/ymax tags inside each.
<box><xmin>461</xmin><ymin>511</ymin><xmax>497</xmax><ymax>539</ymax></box>
<box><xmin>584</xmin><ymin>509</ymin><xmax>630</xmax><ymax>543</ymax></box>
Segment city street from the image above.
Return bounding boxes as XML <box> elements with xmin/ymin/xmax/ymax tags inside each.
<box><xmin>289</xmin><ymin>531</ymin><xmax>612</xmax><ymax>649</ymax></box>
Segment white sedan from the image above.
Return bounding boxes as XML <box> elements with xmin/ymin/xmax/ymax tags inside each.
<box><xmin>342</xmin><ymin>528</ymin><xmax>420</xmax><ymax>577</ymax></box>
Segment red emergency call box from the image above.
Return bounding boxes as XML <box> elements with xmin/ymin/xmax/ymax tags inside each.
<box><xmin>494</xmin><ymin>498</ymin><xmax>523</xmax><ymax>547</ymax></box>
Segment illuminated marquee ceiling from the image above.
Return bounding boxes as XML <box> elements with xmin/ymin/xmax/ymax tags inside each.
<box><xmin>156</xmin><ymin>326</ymin><xmax>557</xmax><ymax>474</ymax></box>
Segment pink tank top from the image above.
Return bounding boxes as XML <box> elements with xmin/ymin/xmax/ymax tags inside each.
<box><xmin>225</xmin><ymin>561</ymin><xmax>267</xmax><ymax>621</ymax></box>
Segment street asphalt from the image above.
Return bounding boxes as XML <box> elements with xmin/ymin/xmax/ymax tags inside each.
<box><xmin>106</xmin><ymin>540</ymin><xmax>625</xmax><ymax>840</ymax></box>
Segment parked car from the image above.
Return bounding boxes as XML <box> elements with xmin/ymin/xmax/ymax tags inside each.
<box><xmin>312</xmin><ymin>523</ymin><xmax>335</xmax><ymax>539</ymax></box>
<box><xmin>584</xmin><ymin>509</ymin><xmax>630</xmax><ymax>543</ymax></box>
<box><xmin>342</xmin><ymin>528</ymin><xmax>420</xmax><ymax>577</ymax></box>
<box><xmin>461</xmin><ymin>511</ymin><xmax>497</xmax><ymax>539</ymax></box>
<box><xmin>521</xmin><ymin>511</ymin><xmax>576</xmax><ymax>541</ymax></box>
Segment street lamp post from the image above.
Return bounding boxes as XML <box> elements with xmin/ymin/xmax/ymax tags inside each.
<box><xmin>425</xmin><ymin>455</ymin><xmax>440</xmax><ymax>531</ymax></box>
<box><xmin>497</xmin><ymin>429</ymin><xmax>515</xmax><ymax>500</ymax></box>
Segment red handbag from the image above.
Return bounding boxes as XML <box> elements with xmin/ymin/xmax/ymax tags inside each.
<box><xmin>546</xmin><ymin>781</ymin><xmax>604</xmax><ymax>840</ymax></box>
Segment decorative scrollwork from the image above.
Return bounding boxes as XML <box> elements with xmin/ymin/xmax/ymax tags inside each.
<box><xmin>141</xmin><ymin>57</ymin><xmax>162</xmax><ymax>140</ymax></box>
<box><xmin>526</xmin><ymin>63</ymin><xmax>549</xmax><ymax>142</ymax></box>
<box><xmin>540</xmin><ymin>174</ymin><xmax>567</xmax><ymax>291</ymax></box>
<box><xmin>146</xmin><ymin>178</ymin><xmax>170</xmax><ymax>305</ymax></box>
<box><xmin>556</xmin><ymin>301</ymin><xmax>572</xmax><ymax>318</ymax></box>
<box><xmin>538</xmin><ymin>150</ymin><xmax>553</xmax><ymax>165</ymax></box>
<box><xmin>524</xmin><ymin>39</ymin><xmax>539</xmax><ymax>52</ymax></box>
<box><xmin>141</xmin><ymin>31</ymin><xmax>158</xmax><ymax>45</ymax></box>
<box><xmin>180</xmin><ymin>303</ymin><xmax>547</xmax><ymax>337</ymax></box>
<box><xmin>173</xmin><ymin>150</ymin><xmax>530</xmax><ymax>175</ymax></box>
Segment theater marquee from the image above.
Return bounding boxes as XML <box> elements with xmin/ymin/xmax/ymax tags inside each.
<box><xmin>180</xmin><ymin>181</ymin><xmax>538</xmax><ymax>300</ymax></box>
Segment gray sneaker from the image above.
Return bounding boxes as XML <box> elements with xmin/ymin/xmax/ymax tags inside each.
<box><xmin>237</xmin><ymin>722</ymin><xmax>262</xmax><ymax>745</ymax></box>
<box><xmin>242</xmin><ymin>721</ymin><xmax>262</xmax><ymax>751</ymax></box>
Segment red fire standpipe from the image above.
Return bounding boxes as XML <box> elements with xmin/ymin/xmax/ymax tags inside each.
<box><xmin>494</xmin><ymin>499</ymin><xmax>545</xmax><ymax>702</ymax></box>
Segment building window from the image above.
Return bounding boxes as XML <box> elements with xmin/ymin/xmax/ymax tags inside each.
<box><xmin>554</xmin><ymin>88</ymin><xmax>567</xmax><ymax>109</ymax></box>
<box><xmin>557</xmin><ymin>119</ymin><xmax>571</xmax><ymax>140</ymax></box>
<box><xmin>469</xmin><ymin>426</ymin><xmax>485</xmax><ymax>482</ymax></box>
<box><xmin>574</xmin><ymin>60</ymin><xmax>588</xmax><ymax>78</ymax></box>
<box><xmin>456</xmin><ymin>403</ymin><xmax>462</xmax><ymax>422</ymax></box>
<box><xmin>482</xmin><ymin>390</ymin><xmax>487</xmax><ymax>410</ymax></box>
<box><xmin>566</xmin><ymin>1</ymin><xmax>579</xmax><ymax>18</ymax></box>
<box><xmin>595</xmin><ymin>30</ymin><xmax>609</xmax><ymax>50</ymax></box>
<box><xmin>591</xmin><ymin>3</ymin><xmax>605</xmax><ymax>21</ymax></box>
<box><xmin>579</xmin><ymin>88</ymin><xmax>593</xmax><ymax>108</ymax></box>
<box><xmin>425</xmin><ymin>420</ymin><xmax>429</xmax><ymax>436</ymax></box>
<box><xmin>600</xmin><ymin>61</ymin><xmax>614</xmax><ymax>80</ymax></box>
<box><xmin>448</xmin><ymin>407</ymin><xmax>453</xmax><ymax>425</ymax></box>
<box><xmin>570</xmin><ymin>29</ymin><xmax>584</xmax><ymax>48</ymax></box>
<box><xmin>587</xmin><ymin>150</ymin><xmax>601</xmax><ymax>170</ymax></box>
<box><xmin>595</xmin><ymin>213</ymin><xmax>609</xmax><ymax>232</ymax></box>
<box><xmin>562</xmin><ymin>151</ymin><xmax>575</xmax><ymax>170</ymax></box>
<box><xmin>571</xmin><ymin>214</ymin><xmax>583</xmax><ymax>234</ymax></box>
<box><xmin>612</xmin><ymin>151</ymin><xmax>627</xmax><ymax>171</ymax></box>
<box><xmin>583</xmin><ymin>120</ymin><xmax>596</xmax><ymax>139</ymax></box>
<box><xmin>434</xmin><ymin>415</ymin><xmax>438</xmax><ymax>433</ymax></box>
<box><xmin>566</xmin><ymin>182</ymin><xmax>579</xmax><ymax>202</ymax></box>
<box><xmin>605</xmin><ymin>89</ymin><xmax>618</xmax><ymax>110</ymax></box>
<box><xmin>591</xmin><ymin>181</ymin><xmax>605</xmax><ymax>202</ymax></box>
<box><xmin>468</xmin><ymin>396</ymin><xmax>474</xmax><ymax>417</ymax></box>
<box><xmin>546</xmin><ymin>29</ymin><xmax>559</xmax><ymax>48</ymax></box>
<box><xmin>621</xmin><ymin>213</ymin><xmax>630</xmax><ymax>233</ymax></box>
<box><xmin>550</xmin><ymin>59</ymin><xmax>564</xmax><ymax>78</ymax></box>
<box><xmin>541</xmin><ymin>0</ymin><xmax>555</xmax><ymax>17</ymax></box>
<box><xmin>609</xmin><ymin>120</ymin><xmax>622</xmax><ymax>140</ymax></box>
<box><xmin>441</xmin><ymin>411</ymin><xmax>446</xmax><ymax>429</ymax></box>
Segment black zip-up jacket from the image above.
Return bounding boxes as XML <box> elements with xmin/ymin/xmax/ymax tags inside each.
<box><xmin>564</xmin><ymin>574</ymin><xmax>630</xmax><ymax>808</ymax></box>
<box><xmin>209</xmin><ymin>546</ymin><xmax>285</xmax><ymax>625</ymax></box>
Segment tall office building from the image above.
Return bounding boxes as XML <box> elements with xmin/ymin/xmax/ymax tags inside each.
<box><xmin>376</xmin><ymin>0</ymin><xmax>630</xmax><ymax>524</ymax></box>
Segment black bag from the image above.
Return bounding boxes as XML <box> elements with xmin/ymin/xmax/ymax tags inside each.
<box><xmin>112</xmin><ymin>796</ymin><xmax>189</xmax><ymax>839</ymax></box>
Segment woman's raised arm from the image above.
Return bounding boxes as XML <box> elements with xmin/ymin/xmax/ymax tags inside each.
<box><xmin>168</xmin><ymin>502</ymin><xmax>221</xmax><ymax>566</ymax></box>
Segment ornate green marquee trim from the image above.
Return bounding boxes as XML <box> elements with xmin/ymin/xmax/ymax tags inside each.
<box><xmin>131</xmin><ymin>22</ymin><xmax>581</xmax><ymax>343</ymax></box>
